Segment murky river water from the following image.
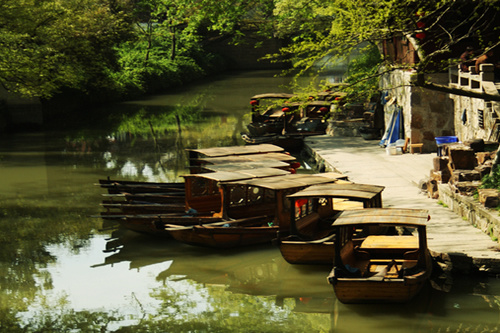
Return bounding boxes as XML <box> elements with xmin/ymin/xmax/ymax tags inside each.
<box><xmin>1</xmin><ymin>70</ymin><xmax>500</xmax><ymax>332</ymax></box>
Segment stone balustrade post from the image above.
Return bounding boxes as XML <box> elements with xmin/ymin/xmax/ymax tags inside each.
<box><xmin>479</xmin><ymin>63</ymin><xmax>495</xmax><ymax>82</ymax></box>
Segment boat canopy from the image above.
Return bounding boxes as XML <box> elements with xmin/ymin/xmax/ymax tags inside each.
<box><xmin>287</xmin><ymin>183</ymin><xmax>384</xmax><ymax>200</ymax></box>
<box><xmin>186</xmin><ymin>144</ymin><xmax>284</xmax><ymax>158</ymax></box>
<box><xmin>250</xmin><ymin>93</ymin><xmax>296</xmax><ymax>100</ymax></box>
<box><xmin>181</xmin><ymin>168</ymin><xmax>290</xmax><ymax>182</ymax></box>
<box><xmin>334</xmin><ymin>208</ymin><xmax>430</xmax><ymax>227</ymax></box>
<box><xmin>221</xmin><ymin>173</ymin><xmax>347</xmax><ymax>190</ymax></box>
<box><xmin>197</xmin><ymin>152</ymin><xmax>296</xmax><ymax>165</ymax></box>
<box><xmin>201</xmin><ymin>160</ymin><xmax>290</xmax><ymax>172</ymax></box>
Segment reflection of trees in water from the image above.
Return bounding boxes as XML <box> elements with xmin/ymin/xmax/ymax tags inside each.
<box><xmin>61</xmin><ymin>94</ymin><xmax>246</xmax><ymax>183</ymax></box>
<box><xmin>0</xmin><ymin>190</ymin><xmax>103</xmax><ymax>330</ymax></box>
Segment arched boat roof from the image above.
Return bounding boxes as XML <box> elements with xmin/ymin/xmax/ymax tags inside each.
<box><xmin>181</xmin><ymin>168</ymin><xmax>290</xmax><ymax>182</ymax></box>
<box><xmin>196</xmin><ymin>152</ymin><xmax>296</xmax><ymax>165</ymax></box>
<box><xmin>201</xmin><ymin>160</ymin><xmax>290</xmax><ymax>172</ymax></box>
<box><xmin>186</xmin><ymin>144</ymin><xmax>284</xmax><ymax>158</ymax></box>
<box><xmin>334</xmin><ymin>208</ymin><xmax>430</xmax><ymax>227</ymax></box>
<box><xmin>250</xmin><ymin>93</ymin><xmax>297</xmax><ymax>100</ymax></box>
<box><xmin>221</xmin><ymin>172</ymin><xmax>348</xmax><ymax>190</ymax></box>
<box><xmin>287</xmin><ymin>183</ymin><xmax>384</xmax><ymax>200</ymax></box>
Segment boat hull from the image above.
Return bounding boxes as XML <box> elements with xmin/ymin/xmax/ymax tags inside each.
<box><xmin>278</xmin><ymin>240</ymin><xmax>334</xmax><ymax>265</ymax></box>
<box><xmin>241</xmin><ymin>133</ymin><xmax>305</xmax><ymax>152</ymax></box>
<box><xmin>331</xmin><ymin>276</ymin><xmax>429</xmax><ymax>304</ymax></box>
<box><xmin>116</xmin><ymin>215</ymin><xmax>223</xmax><ymax>237</ymax></box>
<box><xmin>169</xmin><ymin>225</ymin><xmax>280</xmax><ymax>248</ymax></box>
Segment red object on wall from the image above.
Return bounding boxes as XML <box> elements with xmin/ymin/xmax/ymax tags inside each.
<box><xmin>416</xmin><ymin>32</ymin><xmax>426</xmax><ymax>40</ymax></box>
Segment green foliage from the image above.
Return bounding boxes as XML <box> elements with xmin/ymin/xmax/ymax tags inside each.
<box><xmin>110</xmin><ymin>40</ymin><xmax>205</xmax><ymax>96</ymax></box>
<box><xmin>0</xmin><ymin>0</ymin><xmax>133</xmax><ymax>99</ymax></box>
<box><xmin>101</xmin><ymin>0</ymin><xmax>265</xmax><ymax>97</ymax></box>
<box><xmin>0</xmin><ymin>0</ymin><xmax>262</xmax><ymax>100</ymax></box>
<box><xmin>437</xmin><ymin>200</ymin><xmax>448</xmax><ymax>208</ymax></box>
<box><xmin>269</xmin><ymin>0</ymin><xmax>500</xmax><ymax>98</ymax></box>
<box><xmin>343</xmin><ymin>43</ymin><xmax>383</xmax><ymax>102</ymax></box>
<box><xmin>480</xmin><ymin>166</ymin><xmax>500</xmax><ymax>190</ymax></box>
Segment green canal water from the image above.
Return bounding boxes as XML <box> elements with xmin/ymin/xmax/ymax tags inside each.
<box><xmin>1</xmin><ymin>70</ymin><xmax>500</xmax><ymax>332</ymax></box>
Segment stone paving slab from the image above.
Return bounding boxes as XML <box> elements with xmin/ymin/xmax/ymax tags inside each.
<box><xmin>304</xmin><ymin>135</ymin><xmax>500</xmax><ymax>273</ymax></box>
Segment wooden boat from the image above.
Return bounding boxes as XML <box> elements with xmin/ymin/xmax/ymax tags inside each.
<box><xmin>276</xmin><ymin>183</ymin><xmax>385</xmax><ymax>265</ymax></box>
<box><xmin>194</xmin><ymin>153</ymin><xmax>299</xmax><ymax>173</ymax></box>
<box><xmin>100</xmin><ymin>168</ymin><xmax>291</xmax><ymax>235</ymax></box>
<box><xmin>100</xmin><ymin>200</ymin><xmax>186</xmax><ymax>216</ymax></box>
<box><xmin>102</xmin><ymin>191</ymin><xmax>186</xmax><ymax>204</ymax></box>
<box><xmin>187</xmin><ymin>143</ymin><xmax>288</xmax><ymax>173</ymax></box>
<box><xmin>165</xmin><ymin>172</ymin><xmax>348</xmax><ymax>248</ymax></box>
<box><xmin>98</xmin><ymin>144</ymin><xmax>291</xmax><ymax>195</ymax></box>
<box><xmin>165</xmin><ymin>215</ymin><xmax>278</xmax><ymax>248</ymax></box>
<box><xmin>326</xmin><ymin>208</ymin><xmax>433</xmax><ymax>304</ymax></box>
<box><xmin>246</xmin><ymin>93</ymin><xmax>297</xmax><ymax>136</ymax></box>
<box><xmin>97</xmin><ymin>178</ymin><xmax>185</xmax><ymax>194</ymax></box>
<box><xmin>242</xmin><ymin>100</ymin><xmax>333</xmax><ymax>150</ymax></box>
<box><xmin>111</xmin><ymin>214</ymin><xmax>226</xmax><ymax>236</ymax></box>
<box><xmin>99</xmin><ymin>167</ymin><xmax>290</xmax><ymax>215</ymax></box>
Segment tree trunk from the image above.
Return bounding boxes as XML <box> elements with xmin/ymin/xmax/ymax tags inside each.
<box><xmin>170</xmin><ymin>26</ymin><xmax>176</xmax><ymax>61</ymax></box>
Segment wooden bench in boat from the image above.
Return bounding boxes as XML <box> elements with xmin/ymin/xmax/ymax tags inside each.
<box><xmin>359</xmin><ymin>235</ymin><xmax>419</xmax><ymax>258</ymax></box>
<box><xmin>295</xmin><ymin>212</ymin><xmax>321</xmax><ymax>237</ymax></box>
<box><xmin>340</xmin><ymin>240</ymin><xmax>370</xmax><ymax>277</ymax></box>
<box><xmin>366</xmin><ymin>257</ymin><xmax>419</xmax><ymax>280</ymax></box>
<box><xmin>339</xmin><ymin>237</ymin><xmax>422</xmax><ymax>279</ymax></box>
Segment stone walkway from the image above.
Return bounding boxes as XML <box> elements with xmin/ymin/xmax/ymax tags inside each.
<box><xmin>304</xmin><ymin>135</ymin><xmax>500</xmax><ymax>274</ymax></box>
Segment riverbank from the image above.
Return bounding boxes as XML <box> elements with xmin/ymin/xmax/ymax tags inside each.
<box><xmin>302</xmin><ymin>135</ymin><xmax>500</xmax><ymax>276</ymax></box>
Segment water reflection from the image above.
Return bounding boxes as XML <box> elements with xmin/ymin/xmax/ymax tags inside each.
<box><xmin>2</xmin><ymin>70</ymin><xmax>500</xmax><ymax>331</ymax></box>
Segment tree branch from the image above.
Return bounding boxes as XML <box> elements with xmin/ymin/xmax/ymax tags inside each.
<box><xmin>414</xmin><ymin>79</ymin><xmax>500</xmax><ymax>102</ymax></box>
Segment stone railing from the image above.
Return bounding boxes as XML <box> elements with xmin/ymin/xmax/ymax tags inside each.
<box><xmin>449</xmin><ymin>63</ymin><xmax>496</xmax><ymax>91</ymax></box>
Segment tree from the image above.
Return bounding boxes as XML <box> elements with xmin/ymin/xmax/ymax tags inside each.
<box><xmin>110</xmin><ymin>0</ymin><xmax>271</xmax><ymax>95</ymax></box>
<box><xmin>267</xmin><ymin>0</ymin><xmax>500</xmax><ymax>97</ymax></box>
<box><xmin>0</xmin><ymin>0</ymin><xmax>133</xmax><ymax>99</ymax></box>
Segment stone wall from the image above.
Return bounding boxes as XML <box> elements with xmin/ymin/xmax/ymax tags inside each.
<box><xmin>438</xmin><ymin>183</ymin><xmax>500</xmax><ymax>247</ymax></box>
<box><xmin>449</xmin><ymin>64</ymin><xmax>500</xmax><ymax>142</ymax></box>
<box><xmin>380</xmin><ymin>70</ymin><xmax>454</xmax><ymax>153</ymax></box>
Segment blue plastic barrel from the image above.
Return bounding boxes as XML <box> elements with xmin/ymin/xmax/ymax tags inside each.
<box><xmin>435</xmin><ymin>136</ymin><xmax>458</xmax><ymax>156</ymax></box>
<box><xmin>435</xmin><ymin>136</ymin><xmax>458</xmax><ymax>145</ymax></box>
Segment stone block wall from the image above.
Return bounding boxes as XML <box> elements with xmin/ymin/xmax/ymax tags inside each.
<box><xmin>449</xmin><ymin>64</ymin><xmax>500</xmax><ymax>142</ymax></box>
<box><xmin>380</xmin><ymin>70</ymin><xmax>454</xmax><ymax>153</ymax></box>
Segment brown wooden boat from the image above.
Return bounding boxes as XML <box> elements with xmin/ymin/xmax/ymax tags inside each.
<box><xmin>165</xmin><ymin>172</ymin><xmax>348</xmax><ymax>248</ymax></box>
<box><xmin>242</xmin><ymin>98</ymin><xmax>334</xmax><ymax>150</ymax></box>
<box><xmin>187</xmin><ymin>143</ymin><xmax>287</xmax><ymax>173</ymax></box>
<box><xmin>100</xmin><ymin>200</ymin><xmax>186</xmax><ymax>216</ymax></box>
<box><xmin>99</xmin><ymin>167</ymin><xmax>290</xmax><ymax>216</ymax></box>
<box><xmin>97</xmin><ymin>143</ymin><xmax>293</xmax><ymax>196</ymax></box>
<box><xmin>192</xmin><ymin>151</ymin><xmax>299</xmax><ymax>174</ymax></box>
<box><xmin>113</xmin><ymin>214</ymin><xmax>225</xmax><ymax>236</ymax></box>
<box><xmin>276</xmin><ymin>183</ymin><xmax>385</xmax><ymax>265</ymax></box>
<box><xmin>97</xmin><ymin>178</ymin><xmax>185</xmax><ymax>194</ymax></box>
<box><xmin>165</xmin><ymin>215</ymin><xmax>278</xmax><ymax>248</ymax></box>
<box><xmin>327</xmin><ymin>208</ymin><xmax>433</xmax><ymax>304</ymax></box>
<box><xmin>100</xmin><ymin>168</ymin><xmax>291</xmax><ymax>235</ymax></box>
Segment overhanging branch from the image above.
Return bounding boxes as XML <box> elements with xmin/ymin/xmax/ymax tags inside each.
<box><xmin>413</xmin><ymin>80</ymin><xmax>500</xmax><ymax>102</ymax></box>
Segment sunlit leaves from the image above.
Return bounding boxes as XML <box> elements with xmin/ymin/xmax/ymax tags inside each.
<box><xmin>272</xmin><ymin>0</ymin><xmax>500</xmax><ymax>76</ymax></box>
<box><xmin>0</xmin><ymin>0</ymin><xmax>133</xmax><ymax>98</ymax></box>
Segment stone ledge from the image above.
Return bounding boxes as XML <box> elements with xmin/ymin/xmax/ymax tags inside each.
<box><xmin>437</xmin><ymin>183</ymin><xmax>500</xmax><ymax>274</ymax></box>
<box><xmin>438</xmin><ymin>183</ymin><xmax>500</xmax><ymax>239</ymax></box>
